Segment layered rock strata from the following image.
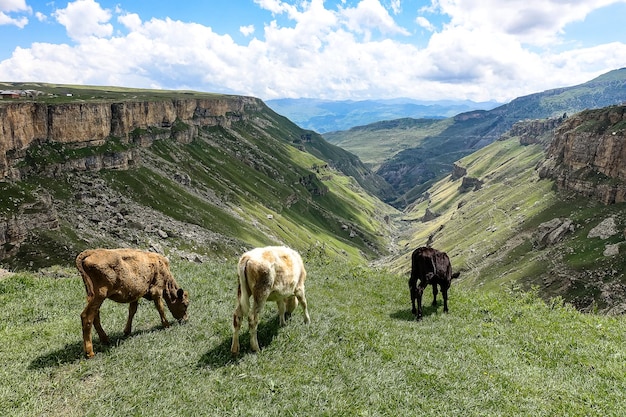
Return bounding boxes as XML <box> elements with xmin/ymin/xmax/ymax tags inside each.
<box><xmin>0</xmin><ymin>96</ymin><xmax>263</xmax><ymax>180</ymax></box>
<box><xmin>538</xmin><ymin>105</ymin><xmax>626</xmax><ymax>204</ymax></box>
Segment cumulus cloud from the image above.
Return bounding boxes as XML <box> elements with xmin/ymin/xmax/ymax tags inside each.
<box><xmin>0</xmin><ymin>0</ymin><xmax>30</xmax><ymax>27</ymax></box>
<box><xmin>53</xmin><ymin>0</ymin><xmax>113</xmax><ymax>41</ymax></box>
<box><xmin>432</xmin><ymin>0</ymin><xmax>626</xmax><ymax>46</ymax></box>
<box><xmin>0</xmin><ymin>12</ymin><xmax>26</xmax><ymax>27</ymax></box>
<box><xmin>0</xmin><ymin>0</ymin><xmax>29</xmax><ymax>14</ymax></box>
<box><xmin>118</xmin><ymin>12</ymin><xmax>142</xmax><ymax>31</ymax></box>
<box><xmin>240</xmin><ymin>24</ymin><xmax>255</xmax><ymax>36</ymax></box>
<box><xmin>416</xmin><ymin>16</ymin><xmax>434</xmax><ymax>31</ymax></box>
<box><xmin>340</xmin><ymin>0</ymin><xmax>410</xmax><ymax>39</ymax></box>
<box><xmin>254</xmin><ymin>0</ymin><xmax>299</xmax><ymax>18</ymax></box>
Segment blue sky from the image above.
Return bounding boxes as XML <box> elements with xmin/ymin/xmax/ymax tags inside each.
<box><xmin>1</xmin><ymin>0</ymin><xmax>626</xmax><ymax>103</ymax></box>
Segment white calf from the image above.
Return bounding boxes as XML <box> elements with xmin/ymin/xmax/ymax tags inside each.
<box><xmin>231</xmin><ymin>246</ymin><xmax>310</xmax><ymax>355</ymax></box>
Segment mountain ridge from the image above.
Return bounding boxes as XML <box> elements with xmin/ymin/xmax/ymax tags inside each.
<box><xmin>3</xmin><ymin>79</ymin><xmax>626</xmax><ymax>312</ymax></box>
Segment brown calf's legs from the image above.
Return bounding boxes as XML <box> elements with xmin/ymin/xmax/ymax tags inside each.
<box><xmin>81</xmin><ymin>296</ymin><xmax>106</xmax><ymax>359</ymax></box>
<box><xmin>153</xmin><ymin>297</ymin><xmax>171</xmax><ymax>328</ymax></box>
<box><xmin>124</xmin><ymin>301</ymin><xmax>138</xmax><ymax>335</ymax></box>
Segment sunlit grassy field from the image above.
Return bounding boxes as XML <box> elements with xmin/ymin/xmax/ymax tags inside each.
<box><xmin>1</xmin><ymin>256</ymin><xmax>626</xmax><ymax>416</ymax></box>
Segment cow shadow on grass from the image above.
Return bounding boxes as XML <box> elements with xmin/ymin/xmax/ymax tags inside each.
<box><xmin>198</xmin><ymin>315</ymin><xmax>281</xmax><ymax>369</ymax></box>
<box><xmin>28</xmin><ymin>341</ymin><xmax>86</xmax><ymax>369</ymax></box>
<box><xmin>390</xmin><ymin>303</ymin><xmax>442</xmax><ymax>322</ymax></box>
<box><xmin>28</xmin><ymin>325</ymin><xmax>164</xmax><ymax>369</ymax></box>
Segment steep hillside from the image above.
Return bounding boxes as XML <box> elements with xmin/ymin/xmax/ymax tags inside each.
<box><xmin>325</xmin><ymin>67</ymin><xmax>626</xmax><ymax>208</ymax></box>
<box><xmin>0</xmin><ymin>84</ymin><xmax>397</xmax><ymax>269</ymax></box>
<box><xmin>387</xmin><ymin>118</ymin><xmax>626</xmax><ymax>313</ymax></box>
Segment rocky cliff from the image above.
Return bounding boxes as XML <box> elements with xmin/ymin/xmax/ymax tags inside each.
<box><xmin>538</xmin><ymin>105</ymin><xmax>626</xmax><ymax>204</ymax></box>
<box><xmin>500</xmin><ymin>116</ymin><xmax>566</xmax><ymax>146</ymax></box>
<box><xmin>0</xmin><ymin>96</ymin><xmax>262</xmax><ymax>180</ymax></box>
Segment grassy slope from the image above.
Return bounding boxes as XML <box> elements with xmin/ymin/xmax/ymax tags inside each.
<box><xmin>323</xmin><ymin>118</ymin><xmax>452</xmax><ymax>168</ymax></box>
<box><xmin>1</xmin><ymin>259</ymin><xmax>625</xmax><ymax>416</ymax></box>
<box><xmin>389</xmin><ymin>137</ymin><xmax>626</xmax><ymax>311</ymax></box>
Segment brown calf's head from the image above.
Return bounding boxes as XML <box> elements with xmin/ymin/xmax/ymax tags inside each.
<box><xmin>164</xmin><ymin>281</ymin><xmax>190</xmax><ymax>322</ymax></box>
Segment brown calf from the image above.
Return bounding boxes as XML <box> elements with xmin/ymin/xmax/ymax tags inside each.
<box><xmin>231</xmin><ymin>246</ymin><xmax>310</xmax><ymax>355</ymax></box>
<box><xmin>76</xmin><ymin>248</ymin><xmax>189</xmax><ymax>358</ymax></box>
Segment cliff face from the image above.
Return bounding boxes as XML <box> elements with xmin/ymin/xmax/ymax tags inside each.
<box><xmin>501</xmin><ymin>116</ymin><xmax>565</xmax><ymax>146</ymax></box>
<box><xmin>0</xmin><ymin>96</ymin><xmax>262</xmax><ymax>179</ymax></box>
<box><xmin>538</xmin><ymin>105</ymin><xmax>626</xmax><ymax>204</ymax></box>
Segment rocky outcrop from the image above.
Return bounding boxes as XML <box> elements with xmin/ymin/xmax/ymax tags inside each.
<box><xmin>459</xmin><ymin>176</ymin><xmax>483</xmax><ymax>192</ymax></box>
<box><xmin>538</xmin><ymin>105</ymin><xmax>626</xmax><ymax>204</ymax></box>
<box><xmin>500</xmin><ymin>116</ymin><xmax>566</xmax><ymax>145</ymax></box>
<box><xmin>533</xmin><ymin>218</ymin><xmax>574</xmax><ymax>249</ymax></box>
<box><xmin>588</xmin><ymin>217</ymin><xmax>618</xmax><ymax>240</ymax></box>
<box><xmin>0</xmin><ymin>96</ymin><xmax>263</xmax><ymax>180</ymax></box>
<box><xmin>0</xmin><ymin>95</ymin><xmax>264</xmax><ymax>260</ymax></box>
<box><xmin>299</xmin><ymin>173</ymin><xmax>329</xmax><ymax>196</ymax></box>
<box><xmin>422</xmin><ymin>208</ymin><xmax>439</xmax><ymax>222</ymax></box>
<box><xmin>451</xmin><ymin>163</ymin><xmax>467</xmax><ymax>180</ymax></box>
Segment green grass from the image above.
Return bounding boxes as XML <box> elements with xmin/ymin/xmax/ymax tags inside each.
<box><xmin>1</xmin><ymin>258</ymin><xmax>626</xmax><ymax>416</ymax></box>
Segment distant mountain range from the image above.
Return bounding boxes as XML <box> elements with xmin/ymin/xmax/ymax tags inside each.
<box><xmin>265</xmin><ymin>98</ymin><xmax>501</xmax><ymax>133</ymax></box>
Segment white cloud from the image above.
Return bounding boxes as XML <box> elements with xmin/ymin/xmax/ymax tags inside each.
<box><xmin>416</xmin><ymin>16</ymin><xmax>434</xmax><ymax>31</ymax></box>
<box><xmin>53</xmin><ymin>0</ymin><xmax>113</xmax><ymax>41</ymax></box>
<box><xmin>254</xmin><ymin>0</ymin><xmax>299</xmax><ymax>18</ymax></box>
<box><xmin>340</xmin><ymin>0</ymin><xmax>410</xmax><ymax>39</ymax></box>
<box><xmin>432</xmin><ymin>0</ymin><xmax>626</xmax><ymax>46</ymax></box>
<box><xmin>389</xmin><ymin>0</ymin><xmax>401</xmax><ymax>14</ymax></box>
<box><xmin>240</xmin><ymin>24</ymin><xmax>255</xmax><ymax>36</ymax></box>
<box><xmin>0</xmin><ymin>0</ymin><xmax>29</xmax><ymax>12</ymax></box>
<box><xmin>35</xmin><ymin>11</ymin><xmax>47</xmax><ymax>22</ymax></box>
<box><xmin>0</xmin><ymin>0</ymin><xmax>30</xmax><ymax>27</ymax></box>
<box><xmin>0</xmin><ymin>12</ymin><xmax>26</xmax><ymax>27</ymax></box>
<box><xmin>118</xmin><ymin>12</ymin><xmax>142</xmax><ymax>31</ymax></box>
<box><xmin>0</xmin><ymin>0</ymin><xmax>625</xmax><ymax>103</ymax></box>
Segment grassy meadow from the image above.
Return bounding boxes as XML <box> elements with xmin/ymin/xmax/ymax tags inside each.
<box><xmin>2</xmin><ymin>254</ymin><xmax>626</xmax><ymax>416</ymax></box>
